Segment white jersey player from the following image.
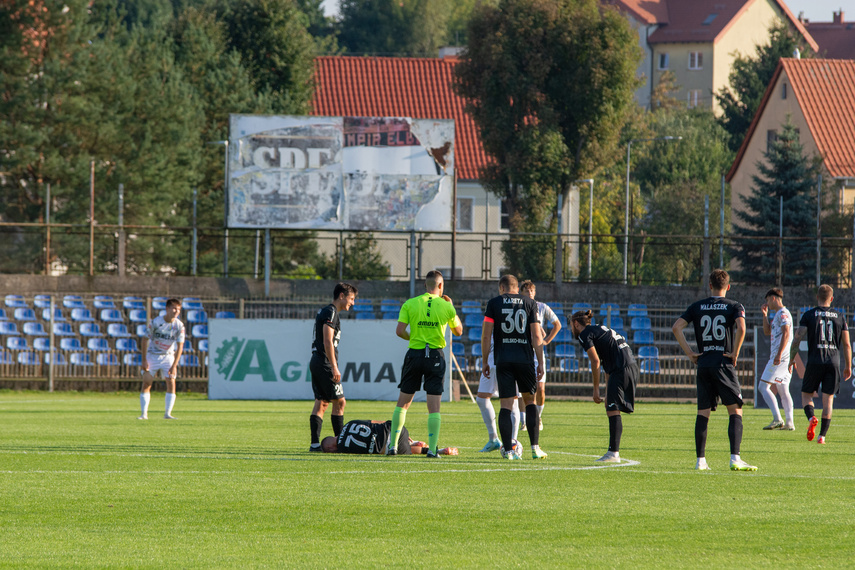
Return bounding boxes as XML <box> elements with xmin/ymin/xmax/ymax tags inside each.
<box><xmin>139</xmin><ymin>298</ymin><xmax>186</xmax><ymax>420</ymax></box>
<box><xmin>759</xmin><ymin>288</ymin><xmax>794</xmax><ymax>430</ymax></box>
<box><xmin>520</xmin><ymin>281</ymin><xmax>562</xmax><ymax>431</ymax></box>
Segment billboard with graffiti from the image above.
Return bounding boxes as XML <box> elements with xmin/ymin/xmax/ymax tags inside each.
<box><xmin>208</xmin><ymin>318</ymin><xmax>452</xmax><ymax>401</ymax></box>
<box><xmin>227</xmin><ymin>115</ymin><xmax>455</xmax><ymax>231</ymax></box>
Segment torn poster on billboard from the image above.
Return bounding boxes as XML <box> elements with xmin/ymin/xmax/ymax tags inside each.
<box><xmin>227</xmin><ymin>115</ymin><xmax>455</xmax><ymax>231</ymax></box>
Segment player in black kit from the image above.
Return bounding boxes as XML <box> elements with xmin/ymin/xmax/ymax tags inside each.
<box><xmin>672</xmin><ymin>269</ymin><xmax>757</xmax><ymax>472</ymax></box>
<box><xmin>308</xmin><ymin>282</ymin><xmax>358</xmax><ymax>451</ymax></box>
<box><xmin>788</xmin><ymin>284</ymin><xmax>852</xmax><ymax>444</ymax></box>
<box><xmin>319</xmin><ymin>420</ymin><xmax>459</xmax><ymax>455</ymax></box>
<box><xmin>571</xmin><ymin>310</ymin><xmax>638</xmax><ymax>463</ymax></box>
<box><xmin>481</xmin><ymin>274</ymin><xmax>546</xmax><ymax>460</ymax></box>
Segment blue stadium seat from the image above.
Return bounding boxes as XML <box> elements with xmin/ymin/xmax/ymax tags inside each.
<box><xmin>559</xmin><ymin>357</ymin><xmax>579</xmax><ymax>372</ymax></box>
<box><xmin>33</xmin><ymin>294</ymin><xmax>52</xmax><ymax>309</ymax></box>
<box><xmin>87</xmin><ymin>338</ymin><xmax>110</xmax><ymax>351</ymax></box>
<box><xmin>547</xmin><ymin>302</ymin><xmax>564</xmax><ymax>314</ymax></box>
<box><xmin>14</xmin><ymin>308</ymin><xmax>36</xmax><ymax>321</ymax></box>
<box><xmin>192</xmin><ymin>324</ymin><xmax>208</xmax><ymax>338</ymax></box>
<box><xmin>17</xmin><ymin>351</ymin><xmax>39</xmax><ymax>365</ymax></box>
<box><xmin>640</xmin><ymin>359</ymin><xmax>660</xmax><ymax>374</ymax></box>
<box><xmin>604</xmin><ymin>316</ymin><xmax>624</xmax><ymax>330</ymax></box>
<box><xmin>152</xmin><ymin>297</ymin><xmax>168</xmax><ymax>310</ymax></box>
<box><xmin>353</xmin><ymin>304</ymin><xmax>374</xmax><ymax>313</ymax></box>
<box><xmin>186</xmin><ymin>310</ymin><xmax>208</xmax><ymax>324</ymax></box>
<box><xmin>460</xmin><ymin>300</ymin><xmax>482</xmax><ymax>314</ymax></box>
<box><xmin>632</xmin><ymin>330</ymin><xmax>654</xmax><ymax>345</ymax></box>
<box><xmin>571</xmin><ymin>302</ymin><xmax>592</xmax><ymax>312</ymax></box>
<box><xmin>464</xmin><ymin>313</ymin><xmax>483</xmax><ymax>328</ymax></box>
<box><xmin>451</xmin><ymin>343</ymin><xmax>465</xmax><ymax>357</ymax></box>
<box><xmin>627</xmin><ymin>304</ymin><xmax>648</xmax><ymax>317</ymax></box>
<box><xmin>599</xmin><ymin>303</ymin><xmax>620</xmax><ymax>316</ymax></box>
<box><xmin>180</xmin><ymin>354</ymin><xmax>200</xmax><ymax>367</ymax></box>
<box><xmin>631</xmin><ymin>317</ymin><xmax>651</xmax><ymax>330</ymax></box>
<box><xmin>115</xmin><ymin>338</ymin><xmax>138</xmax><ymax>352</ymax></box>
<box><xmin>60</xmin><ymin>338</ymin><xmax>83</xmax><ymax>351</ymax></box>
<box><xmin>123</xmin><ymin>296</ymin><xmax>145</xmax><ymax>310</ymax></box>
<box><xmin>556</xmin><ymin>315</ymin><xmax>568</xmax><ymax>328</ymax></box>
<box><xmin>0</xmin><ymin>308</ymin><xmax>7</xmax><ymax>320</ymax></box>
<box><xmin>355</xmin><ymin>312</ymin><xmax>375</xmax><ymax>320</ymax></box>
<box><xmin>554</xmin><ymin>343</ymin><xmax>576</xmax><ymax>358</ymax></box>
<box><xmin>0</xmin><ymin>322</ymin><xmax>19</xmax><ymax>335</ymax></box>
<box><xmin>5</xmin><ymin>294</ymin><xmax>28</xmax><ymax>308</ymax></box>
<box><xmin>198</xmin><ymin>339</ymin><xmax>209</xmax><ymax>353</ymax></box>
<box><xmin>638</xmin><ymin>346</ymin><xmax>660</xmax><ymax>359</ymax></box>
<box><xmin>79</xmin><ymin>323</ymin><xmax>103</xmax><ymax>337</ymax></box>
<box><xmin>23</xmin><ymin>322</ymin><xmax>48</xmax><ymax>336</ymax></box>
<box><xmin>63</xmin><ymin>296</ymin><xmax>86</xmax><ymax>309</ymax></box>
<box><xmin>380</xmin><ymin>303</ymin><xmax>401</xmax><ymax>313</ymax></box>
<box><xmin>135</xmin><ymin>324</ymin><xmax>148</xmax><ymax>337</ymax></box>
<box><xmin>51</xmin><ymin>323</ymin><xmax>74</xmax><ymax>336</ymax></box>
<box><xmin>382</xmin><ymin>312</ymin><xmax>399</xmax><ymax>320</ymax></box>
<box><xmin>0</xmin><ymin>351</ymin><xmax>14</xmax><ymax>365</ymax></box>
<box><xmin>107</xmin><ymin>323</ymin><xmax>131</xmax><ymax>338</ymax></box>
<box><xmin>33</xmin><ymin>338</ymin><xmax>51</xmax><ymax>351</ymax></box>
<box><xmin>71</xmin><ymin>308</ymin><xmax>95</xmax><ymax>322</ymax></box>
<box><xmin>7</xmin><ymin>337</ymin><xmax>28</xmax><ymax>350</ymax></box>
<box><xmin>180</xmin><ymin>339</ymin><xmax>193</xmax><ymax>353</ymax></box>
<box><xmin>42</xmin><ymin>308</ymin><xmax>66</xmax><ymax>322</ymax></box>
<box><xmin>471</xmin><ymin>343</ymin><xmax>482</xmax><ymax>357</ymax></box>
<box><xmin>100</xmin><ymin>309</ymin><xmax>124</xmax><ymax>323</ymax></box>
<box><xmin>467</xmin><ymin>327</ymin><xmax>482</xmax><ymax>342</ymax></box>
<box><xmin>128</xmin><ymin>310</ymin><xmax>147</xmax><ymax>323</ymax></box>
<box><xmin>45</xmin><ymin>352</ymin><xmax>67</xmax><ymax>365</ymax></box>
<box><xmin>554</xmin><ymin>329</ymin><xmax>572</xmax><ymax>343</ymax></box>
<box><xmin>215</xmin><ymin>311</ymin><xmax>235</xmax><ymax>319</ymax></box>
<box><xmin>181</xmin><ymin>297</ymin><xmax>203</xmax><ymax>309</ymax></box>
<box><xmin>96</xmin><ymin>353</ymin><xmax>120</xmax><ymax>366</ymax></box>
<box><xmin>70</xmin><ymin>353</ymin><xmax>93</xmax><ymax>366</ymax></box>
<box><xmin>124</xmin><ymin>353</ymin><xmax>143</xmax><ymax>366</ymax></box>
<box><xmin>93</xmin><ymin>296</ymin><xmax>116</xmax><ymax>309</ymax></box>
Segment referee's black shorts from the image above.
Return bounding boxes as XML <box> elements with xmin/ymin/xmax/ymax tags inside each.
<box><xmin>399</xmin><ymin>347</ymin><xmax>446</xmax><ymax>395</ymax></box>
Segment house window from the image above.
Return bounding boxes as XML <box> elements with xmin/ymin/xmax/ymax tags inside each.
<box><xmin>456</xmin><ymin>197</ymin><xmax>473</xmax><ymax>231</ymax></box>
<box><xmin>687</xmin><ymin>90</ymin><xmax>701</xmax><ymax>108</ymax></box>
<box><xmin>782</xmin><ymin>83</ymin><xmax>788</xmax><ymax>99</ymax></box>
<box><xmin>500</xmin><ymin>199</ymin><xmax>510</xmax><ymax>231</ymax></box>
<box><xmin>766</xmin><ymin>130</ymin><xmax>777</xmax><ymax>151</ymax></box>
<box><xmin>688</xmin><ymin>52</ymin><xmax>703</xmax><ymax>70</ymax></box>
<box><xmin>657</xmin><ymin>53</ymin><xmax>669</xmax><ymax>70</ymax></box>
<box><xmin>435</xmin><ymin>266</ymin><xmax>464</xmax><ymax>279</ymax></box>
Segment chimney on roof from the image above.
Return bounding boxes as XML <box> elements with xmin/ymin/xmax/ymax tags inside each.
<box><xmin>793</xmin><ymin>47</ymin><xmax>801</xmax><ymax>59</ymax></box>
<box><xmin>833</xmin><ymin>10</ymin><xmax>844</xmax><ymax>24</ymax></box>
<box><xmin>798</xmin><ymin>11</ymin><xmax>805</xmax><ymax>23</ymax></box>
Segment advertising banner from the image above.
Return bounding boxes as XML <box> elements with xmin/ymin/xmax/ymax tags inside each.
<box><xmin>208</xmin><ymin>318</ymin><xmax>451</xmax><ymax>401</ymax></box>
<box><xmin>227</xmin><ymin>115</ymin><xmax>455</xmax><ymax>231</ymax></box>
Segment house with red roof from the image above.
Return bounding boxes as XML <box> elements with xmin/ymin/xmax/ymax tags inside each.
<box><xmin>726</xmin><ymin>58</ymin><xmax>855</xmax><ymax>230</ymax></box>
<box><xmin>312</xmin><ymin>55</ymin><xmax>581</xmax><ymax>279</ymax></box>
<box><xmin>802</xmin><ymin>10</ymin><xmax>855</xmax><ymax>59</ymax></box>
<box><xmin>607</xmin><ymin>0</ymin><xmax>817</xmax><ymax>111</ymax></box>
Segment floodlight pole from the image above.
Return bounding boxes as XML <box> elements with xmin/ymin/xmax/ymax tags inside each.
<box><xmin>624</xmin><ymin>136</ymin><xmax>681</xmax><ymax>284</ymax></box>
<box><xmin>207</xmin><ymin>140</ymin><xmax>230</xmax><ymax>277</ymax></box>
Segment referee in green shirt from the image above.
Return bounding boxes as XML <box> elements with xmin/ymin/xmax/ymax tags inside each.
<box><xmin>387</xmin><ymin>270</ymin><xmax>463</xmax><ymax>457</ymax></box>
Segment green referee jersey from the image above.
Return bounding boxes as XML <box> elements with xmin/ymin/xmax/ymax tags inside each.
<box><xmin>398</xmin><ymin>292</ymin><xmax>459</xmax><ymax>350</ymax></box>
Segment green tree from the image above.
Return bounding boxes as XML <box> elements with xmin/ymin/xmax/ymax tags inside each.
<box><xmin>317</xmin><ymin>233</ymin><xmax>391</xmax><ymax>280</ymax></box>
<box><xmin>715</xmin><ymin>20</ymin><xmax>814</xmax><ymax>153</ymax></box>
<box><xmin>732</xmin><ymin>119</ymin><xmax>821</xmax><ymax>285</ymax></box>
<box><xmin>454</xmin><ymin>0</ymin><xmax>641</xmax><ymax>279</ymax></box>
<box><xmin>337</xmin><ymin>0</ymin><xmax>451</xmax><ymax>57</ymax></box>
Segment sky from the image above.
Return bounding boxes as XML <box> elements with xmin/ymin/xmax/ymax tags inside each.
<box><xmin>321</xmin><ymin>1</ymin><xmax>847</xmax><ymax>23</ymax></box>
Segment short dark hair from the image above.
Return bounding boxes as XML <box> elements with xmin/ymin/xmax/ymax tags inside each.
<box><xmin>709</xmin><ymin>269</ymin><xmax>730</xmax><ymax>290</ymax></box>
<box><xmin>520</xmin><ymin>280</ymin><xmax>535</xmax><ymax>294</ymax></box>
<box><xmin>166</xmin><ymin>298</ymin><xmax>181</xmax><ymax>309</ymax></box>
<box><xmin>817</xmin><ymin>284</ymin><xmax>833</xmax><ymax>303</ymax></box>
<box><xmin>764</xmin><ymin>288</ymin><xmax>783</xmax><ymax>300</ymax></box>
<box><xmin>571</xmin><ymin>309</ymin><xmax>593</xmax><ymax>326</ymax></box>
<box><xmin>499</xmin><ymin>274</ymin><xmax>518</xmax><ymax>291</ymax></box>
<box><xmin>333</xmin><ymin>282</ymin><xmax>358</xmax><ymax>300</ymax></box>
<box><xmin>425</xmin><ymin>270</ymin><xmax>443</xmax><ymax>290</ymax></box>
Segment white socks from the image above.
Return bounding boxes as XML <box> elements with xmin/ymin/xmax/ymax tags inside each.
<box><xmin>778</xmin><ymin>383</ymin><xmax>794</xmax><ymax>424</ymax></box>
<box><xmin>140</xmin><ymin>392</ymin><xmax>151</xmax><ymax>417</ymax></box>
<box><xmin>165</xmin><ymin>393</ymin><xmax>176</xmax><ymax>416</ymax></box>
<box><xmin>758</xmin><ymin>382</ymin><xmax>782</xmax><ymax>423</ymax></box>
<box><xmin>536</xmin><ymin>404</ymin><xmax>544</xmax><ymax>418</ymax></box>
<box><xmin>511</xmin><ymin>398</ymin><xmax>520</xmax><ymax>442</ymax></box>
<box><xmin>476</xmin><ymin>397</ymin><xmax>498</xmax><ymax>440</ymax></box>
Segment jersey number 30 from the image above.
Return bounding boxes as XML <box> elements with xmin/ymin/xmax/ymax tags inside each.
<box><xmin>501</xmin><ymin>308</ymin><xmax>528</xmax><ymax>334</ymax></box>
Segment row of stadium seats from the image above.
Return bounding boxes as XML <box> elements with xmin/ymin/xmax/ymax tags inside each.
<box><xmin>3</xmin><ymin>294</ymin><xmax>207</xmax><ymax>311</ymax></box>
<box><xmin>0</xmin><ymin>321</ymin><xmax>209</xmax><ymax>339</ymax></box>
<box><xmin>3</xmin><ymin>336</ymin><xmax>209</xmax><ymax>353</ymax></box>
<box><xmin>0</xmin><ymin>351</ymin><xmax>203</xmax><ymax>368</ymax></box>
<box><xmin>0</xmin><ymin>306</ymin><xmax>213</xmax><ymax>325</ymax></box>
<box><xmin>458</xmin><ymin>300</ymin><xmax>650</xmax><ymax>317</ymax></box>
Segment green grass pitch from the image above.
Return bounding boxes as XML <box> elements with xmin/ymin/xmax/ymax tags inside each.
<box><xmin>1</xmin><ymin>391</ymin><xmax>853</xmax><ymax>568</ymax></box>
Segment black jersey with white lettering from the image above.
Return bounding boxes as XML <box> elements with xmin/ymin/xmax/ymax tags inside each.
<box><xmin>577</xmin><ymin>325</ymin><xmax>635</xmax><ymax>375</ymax></box>
<box><xmin>484</xmin><ymin>293</ymin><xmax>539</xmax><ymax>365</ymax></box>
<box><xmin>799</xmin><ymin>307</ymin><xmax>848</xmax><ymax>365</ymax></box>
<box><xmin>680</xmin><ymin>296</ymin><xmax>745</xmax><ymax>368</ymax></box>
<box><xmin>336</xmin><ymin>420</ymin><xmax>390</xmax><ymax>454</ymax></box>
<box><xmin>311</xmin><ymin>303</ymin><xmax>341</xmax><ymax>361</ymax></box>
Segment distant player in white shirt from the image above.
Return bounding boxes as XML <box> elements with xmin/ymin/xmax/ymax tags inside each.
<box><xmin>520</xmin><ymin>281</ymin><xmax>562</xmax><ymax>431</ymax></box>
<box><xmin>139</xmin><ymin>298</ymin><xmax>185</xmax><ymax>420</ymax></box>
<box><xmin>758</xmin><ymin>288</ymin><xmax>794</xmax><ymax>430</ymax></box>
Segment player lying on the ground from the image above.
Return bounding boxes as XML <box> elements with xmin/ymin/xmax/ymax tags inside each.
<box><xmin>320</xmin><ymin>419</ymin><xmax>458</xmax><ymax>455</ymax></box>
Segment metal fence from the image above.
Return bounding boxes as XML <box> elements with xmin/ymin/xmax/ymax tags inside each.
<box><xmin>2</xmin><ymin>221</ymin><xmax>853</xmax><ymax>287</ymax></box>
